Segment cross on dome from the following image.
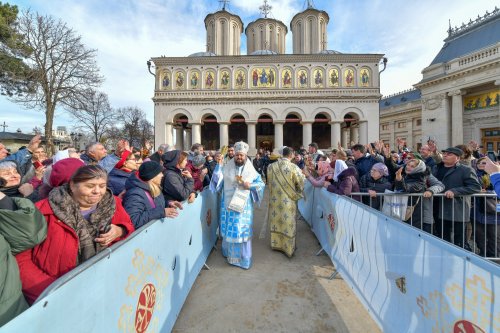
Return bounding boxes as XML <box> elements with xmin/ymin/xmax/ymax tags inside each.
<box><xmin>259</xmin><ymin>0</ymin><xmax>272</xmax><ymax>18</ymax></box>
<box><xmin>219</xmin><ymin>0</ymin><xmax>229</xmax><ymax>11</ymax></box>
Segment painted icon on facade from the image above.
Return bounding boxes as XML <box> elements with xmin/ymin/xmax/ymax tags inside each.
<box><xmin>251</xmin><ymin>68</ymin><xmax>276</xmax><ymax>88</ymax></box>
<box><xmin>464</xmin><ymin>89</ymin><xmax>500</xmax><ymax>110</ymax></box>
<box><xmin>328</xmin><ymin>68</ymin><xmax>339</xmax><ymax>87</ymax></box>
<box><xmin>282</xmin><ymin>68</ymin><xmax>292</xmax><ymax>88</ymax></box>
<box><xmin>235</xmin><ymin>69</ymin><xmax>246</xmax><ymax>89</ymax></box>
<box><xmin>313</xmin><ymin>68</ymin><xmax>324</xmax><ymax>88</ymax></box>
<box><xmin>220</xmin><ymin>70</ymin><xmax>230</xmax><ymax>89</ymax></box>
<box><xmin>344</xmin><ymin>69</ymin><xmax>354</xmax><ymax>87</ymax></box>
<box><xmin>175</xmin><ymin>71</ymin><xmax>184</xmax><ymax>89</ymax></box>
<box><xmin>205</xmin><ymin>70</ymin><xmax>215</xmax><ymax>89</ymax></box>
<box><xmin>360</xmin><ymin>68</ymin><xmax>370</xmax><ymax>87</ymax></box>
<box><xmin>297</xmin><ymin>70</ymin><xmax>308</xmax><ymax>88</ymax></box>
<box><xmin>161</xmin><ymin>71</ymin><xmax>171</xmax><ymax>89</ymax></box>
<box><xmin>190</xmin><ymin>71</ymin><xmax>199</xmax><ymax>89</ymax></box>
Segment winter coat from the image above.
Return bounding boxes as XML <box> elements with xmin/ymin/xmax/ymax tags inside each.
<box><xmin>108</xmin><ymin>168</ymin><xmax>133</xmax><ymax>195</ymax></box>
<box><xmin>161</xmin><ymin>152</ymin><xmax>194</xmax><ymax>202</ymax></box>
<box><xmin>122</xmin><ymin>173</ymin><xmax>166</xmax><ymax>229</ymax></box>
<box><xmin>0</xmin><ymin>197</ymin><xmax>47</xmax><ymax>326</ymax></box>
<box><xmin>394</xmin><ymin>170</ymin><xmax>445</xmax><ymax>226</ymax></box>
<box><xmin>185</xmin><ymin>161</ymin><xmax>208</xmax><ymax>192</ymax></box>
<box><xmin>15</xmin><ymin>193</ymin><xmax>134</xmax><ymax>304</ymax></box>
<box><xmin>432</xmin><ymin>162</ymin><xmax>481</xmax><ymax>222</ymax></box>
<box><xmin>359</xmin><ymin>174</ymin><xmax>393</xmax><ymax>210</ymax></box>
<box><xmin>327</xmin><ymin>167</ymin><xmax>360</xmax><ymax>201</ymax></box>
<box><xmin>354</xmin><ymin>155</ymin><xmax>379</xmax><ymax>179</ymax></box>
<box><xmin>491</xmin><ymin>173</ymin><xmax>500</xmax><ymax>197</ymax></box>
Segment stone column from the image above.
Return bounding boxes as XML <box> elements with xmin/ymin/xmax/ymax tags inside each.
<box><xmin>406</xmin><ymin>118</ymin><xmax>414</xmax><ymax>150</ymax></box>
<box><xmin>175</xmin><ymin>125</ymin><xmax>184</xmax><ymax>150</ymax></box>
<box><xmin>164</xmin><ymin>123</ymin><xmax>173</xmax><ymax>146</ymax></box>
<box><xmin>448</xmin><ymin>90</ymin><xmax>465</xmax><ymax>146</ymax></box>
<box><xmin>191</xmin><ymin>123</ymin><xmax>201</xmax><ymax>145</ymax></box>
<box><xmin>219</xmin><ymin>122</ymin><xmax>229</xmax><ymax>148</ymax></box>
<box><xmin>389</xmin><ymin>121</ymin><xmax>396</xmax><ymax>151</ymax></box>
<box><xmin>184</xmin><ymin>128</ymin><xmax>192</xmax><ymax>151</ymax></box>
<box><xmin>247</xmin><ymin>121</ymin><xmax>257</xmax><ymax>156</ymax></box>
<box><xmin>330</xmin><ymin>120</ymin><xmax>342</xmax><ymax>149</ymax></box>
<box><xmin>350</xmin><ymin>125</ymin><xmax>359</xmax><ymax>145</ymax></box>
<box><xmin>359</xmin><ymin>120</ymin><xmax>368</xmax><ymax>145</ymax></box>
<box><xmin>273</xmin><ymin>121</ymin><xmax>284</xmax><ymax>152</ymax></box>
<box><xmin>302</xmin><ymin>121</ymin><xmax>313</xmax><ymax>147</ymax></box>
<box><xmin>341</xmin><ymin>127</ymin><xmax>348</xmax><ymax>148</ymax></box>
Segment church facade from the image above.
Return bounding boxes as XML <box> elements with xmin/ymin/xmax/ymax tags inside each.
<box><xmin>152</xmin><ymin>3</ymin><xmax>384</xmax><ymax>154</ymax></box>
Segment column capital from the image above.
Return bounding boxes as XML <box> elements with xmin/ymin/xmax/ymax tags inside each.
<box><xmin>190</xmin><ymin>122</ymin><xmax>202</xmax><ymax>126</ymax></box>
<box><xmin>300</xmin><ymin>121</ymin><xmax>314</xmax><ymax>126</ymax></box>
<box><xmin>447</xmin><ymin>89</ymin><xmax>466</xmax><ymax>97</ymax></box>
<box><xmin>246</xmin><ymin>120</ymin><xmax>258</xmax><ymax>125</ymax></box>
<box><xmin>273</xmin><ymin>120</ymin><xmax>285</xmax><ymax>125</ymax></box>
<box><xmin>219</xmin><ymin>121</ymin><xmax>231</xmax><ymax>126</ymax></box>
<box><xmin>329</xmin><ymin>120</ymin><xmax>343</xmax><ymax>125</ymax></box>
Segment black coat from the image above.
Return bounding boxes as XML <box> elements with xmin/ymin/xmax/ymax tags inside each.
<box><xmin>161</xmin><ymin>154</ymin><xmax>194</xmax><ymax>202</ymax></box>
<box><xmin>359</xmin><ymin>174</ymin><xmax>392</xmax><ymax>209</ymax></box>
<box><xmin>122</xmin><ymin>173</ymin><xmax>166</xmax><ymax>229</ymax></box>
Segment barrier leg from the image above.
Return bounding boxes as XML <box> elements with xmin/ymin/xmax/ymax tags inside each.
<box><xmin>203</xmin><ymin>263</ymin><xmax>211</xmax><ymax>270</ymax></box>
<box><xmin>316</xmin><ymin>248</ymin><xmax>325</xmax><ymax>256</ymax></box>
<box><xmin>329</xmin><ymin>271</ymin><xmax>339</xmax><ymax>280</ymax></box>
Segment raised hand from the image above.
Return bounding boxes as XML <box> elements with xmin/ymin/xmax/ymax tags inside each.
<box><xmin>395</xmin><ymin>167</ymin><xmax>403</xmax><ymax>181</ymax></box>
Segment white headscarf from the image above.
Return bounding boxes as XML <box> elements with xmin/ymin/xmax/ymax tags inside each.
<box><xmin>52</xmin><ymin>149</ymin><xmax>70</xmax><ymax>164</ymax></box>
<box><xmin>333</xmin><ymin>160</ymin><xmax>348</xmax><ymax>182</ymax></box>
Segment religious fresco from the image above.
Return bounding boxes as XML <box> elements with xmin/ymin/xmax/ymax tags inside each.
<box><xmin>328</xmin><ymin>68</ymin><xmax>339</xmax><ymax>87</ymax></box>
<box><xmin>234</xmin><ymin>69</ymin><xmax>246</xmax><ymax>89</ymax></box>
<box><xmin>175</xmin><ymin>71</ymin><xmax>185</xmax><ymax>89</ymax></box>
<box><xmin>313</xmin><ymin>68</ymin><xmax>324</xmax><ymax>88</ymax></box>
<box><xmin>220</xmin><ymin>70</ymin><xmax>230</xmax><ymax>89</ymax></box>
<box><xmin>189</xmin><ymin>71</ymin><xmax>200</xmax><ymax>89</ymax></box>
<box><xmin>161</xmin><ymin>71</ymin><xmax>171</xmax><ymax>89</ymax></box>
<box><xmin>297</xmin><ymin>69</ymin><xmax>308</xmax><ymax>88</ymax></box>
<box><xmin>250</xmin><ymin>68</ymin><xmax>276</xmax><ymax>88</ymax></box>
<box><xmin>464</xmin><ymin>90</ymin><xmax>500</xmax><ymax>110</ymax></box>
<box><xmin>281</xmin><ymin>68</ymin><xmax>292</xmax><ymax>88</ymax></box>
<box><xmin>344</xmin><ymin>68</ymin><xmax>355</xmax><ymax>87</ymax></box>
<box><xmin>359</xmin><ymin>68</ymin><xmax>370</xmax><ymax>87</ymax></box>
<box><xmin>204</xmin><ymin>70</ymin><xmax>215</xmax><ymax>89</ymax></box>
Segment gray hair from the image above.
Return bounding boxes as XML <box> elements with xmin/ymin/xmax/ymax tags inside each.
<box><xmin>157</xmin><ymin>143</ymin><xmax>171</xmax><ymax>153</ymax></box>
<box><xmin>0</xmin><ymin>161</ymin><xmax>17</xmax><ymax>171</ymax></box>
<box><xmin>85</xmin><ymin>142</ymin><xmax>103</xmax><ymax>153</ymax></box>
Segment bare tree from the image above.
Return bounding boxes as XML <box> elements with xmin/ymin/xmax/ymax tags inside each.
<box><xmin>68</xmin><ymin>89</ymin><xmax>118</xmax><ymax>142</ymax></box>
<box><xmin>118</xmin><ymin>106</ymin><xmax>145</xmax><ymax>147</ymax></box>
<box><xmin>10</xmin><ymin>10</ymin><xmax>103</xmax><ymax>154</ymax></box>
<box><xmin>138</xmin><ymin>118</ymin><xmax>154</xmax><ymax>149</ymax></box>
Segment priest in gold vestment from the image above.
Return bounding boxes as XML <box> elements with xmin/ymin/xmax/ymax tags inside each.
<box><xmin>267</xmin><ymin>147</ymin><xmax>305</xmax><ymax>257</ymax></box>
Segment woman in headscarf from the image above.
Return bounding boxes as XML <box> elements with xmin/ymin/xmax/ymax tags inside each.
<box><xmin>359</xmin><ymin>162</ymin><xmax>393</xmax><ymax>210</ymax></box>
<box><xmin>108</xmin><ymin>150</ymin><xmax>139</xmax><ymax>195</ymax></box>
<box><xmin>161</xmin><ymin>150</ymin><xmax>196</xmax><ymax>203</ymax></box>
<box><xmin>326</xmin><ymin>160</ymin><xmax>360</xmax><ymax>200</ymax></box>
<box><xmin>394</xmin><ymin>159</ymin><xmax>444</xmax><ymax>233</ymax></box>
<box><xmin>304</xmin><ymin>160</ymin><xmax>334</xmax><ymax>188</ymax></box>
<box><xmin>15</xmin><ymin>165</ymin><xmax>135</xmax><ymax>304</ymax></box>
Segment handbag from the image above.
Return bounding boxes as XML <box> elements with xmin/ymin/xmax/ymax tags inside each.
<box><xmin>381</xmin><ymin>190</ymin><xmax>408</xmax><ymax>221</ymax></box>
<box><xmin>403</xmin><ymin>197</ymin><xmax>420</xmax><ymax>221</ymax></box>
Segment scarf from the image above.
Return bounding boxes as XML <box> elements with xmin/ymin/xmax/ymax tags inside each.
<box><xmin>48</xmin><ymin>185</ymin><xmax>115</xmax><ymax>264</ymax></box>
<box><xmin>408</xmin><ymin>160</ymin><xmax>426</xmax><ymax>175</ymax></box>
<box><xmin>333</xmin><ymin>160</ymin><xmax>348</xmax><ymax>182</ymax></box>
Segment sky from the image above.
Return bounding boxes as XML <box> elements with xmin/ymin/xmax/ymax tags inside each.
<box><xmin>0</xmin><ymin>0</ymin><xmax>497</xmax><ymax>134</ymax></box>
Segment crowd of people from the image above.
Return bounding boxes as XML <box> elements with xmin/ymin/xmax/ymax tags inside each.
<box><xmin>1</xmin><ymin>133</ymin><xmax>500</xmax><ymax>326</ymax></box>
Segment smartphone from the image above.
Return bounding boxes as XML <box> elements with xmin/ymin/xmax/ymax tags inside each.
<box><xmin>487</xmin><ymin>151</ymin><xmax>496</xmax><ymax>161</ymax></box>
<box><xmin>33</xmin><ymin>161</ymin><xmax>43</xmax><ymax>169</ymax></box>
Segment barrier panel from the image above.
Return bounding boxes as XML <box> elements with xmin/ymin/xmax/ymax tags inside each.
<box><xmin>299</xmin><ymin>188</ymin><xmax>500</xmax><ymax>333</ymax></box>
<box><xmin>297</xmin><ymin>181</ymin><xmax>315</xmax><ymax>227</ymax></box>
<box><xmin>3</xmin><ymin>190</ymin><xmax>219</xmax><ymax>333</ymax></box>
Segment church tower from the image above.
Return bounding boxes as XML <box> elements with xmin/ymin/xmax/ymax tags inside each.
<box><xmin>204</xmin><ymin>1</ymin><xmax>244</xmax><ymax>56</ymax></box>
<box><xmin>290</xmin><ymin>0</ymin><xmax>329</xmax><ymax>54</ymax></box>
<box><xmin>245</xmin><ymin>0</ymin><xmax>288</xmax><ymax>55</ymax></box>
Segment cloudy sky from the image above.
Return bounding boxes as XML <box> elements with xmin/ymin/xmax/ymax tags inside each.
<box><xmin>0</xmin><ymin>0</ymin><xmax>496</xmax><ymax>133</ymax></box>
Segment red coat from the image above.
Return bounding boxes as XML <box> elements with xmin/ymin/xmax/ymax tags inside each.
<box><xmin>15</xmin><ymin>196</ymin><xmax>135</xmax><ymax>304</ymax></box>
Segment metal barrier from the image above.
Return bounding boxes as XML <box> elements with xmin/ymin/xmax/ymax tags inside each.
<box><xmin>349</xmin><ymin>192</ymin><xmax>500</xmax><ymax>261</ymax></box>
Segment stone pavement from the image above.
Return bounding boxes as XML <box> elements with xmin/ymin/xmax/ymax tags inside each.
<box><xmin>173</xmin><ymin>189</ymin><xmax>381</xmax><ymax>333</ymax></box>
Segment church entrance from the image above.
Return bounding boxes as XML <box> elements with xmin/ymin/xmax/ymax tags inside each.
<box><xmin>229</xmin><ymin>115</ymin><xmax>247</xmax><ymax>145</ymax></box>
<box><xmin>312</xmin><ymin>113</ymin><xmax>330</xmax><ymax>148</ymax></box>
<box><xmin>201</xmin><ymin>115</ymin><xmax>219</xmax><ymax>150</ymax></box>
<box><xmin>284</xmin><ymin>114</ymin><xmax>302</xmax><ymax>151</ymax></box>
<box><xmin>257</xmin><ymin>114</ymin><xmax>274</xmax><ymax>152</ymax></box>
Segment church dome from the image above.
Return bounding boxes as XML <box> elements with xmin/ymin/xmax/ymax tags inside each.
<box><xmin>250</xmin><ymin>49</ymin><xmax>279</xmax><ymax>55</ymax></box>
<box><xmin>317</xmin><ymin>50</ymin><xmax>342</xmax><ymax>54</ymax></box>
<box><xmin>188</xmin><ymin>51</ymin><xmax>217</xmax><ymax>57</ymax></box>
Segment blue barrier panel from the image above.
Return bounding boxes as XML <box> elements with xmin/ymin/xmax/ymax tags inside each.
<box><xmin>3</xmin><ymin>190</ymin><xmax>219</xmax><ymax>333</ymax></box>
<box><xmin>299</xmin><ymin>189</ymin><xmax>500</xmax><ymax>333</ymax></box>
<box><xmin>297</xmin><ymin>181</ymin><xmax>315</xmax><ymax>227</ymax></box>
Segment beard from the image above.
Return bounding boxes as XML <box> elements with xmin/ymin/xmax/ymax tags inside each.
<box><xmin>234</xmin><ymin>157</ymin><xmax>246</xmax><ymax>167</ymax></box>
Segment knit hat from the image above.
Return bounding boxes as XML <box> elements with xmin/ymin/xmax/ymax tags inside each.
<box><xmin>138</xmin><ymin>161</ymin><xmax>162</xmax><ymax>181</ymax></box>
<box><xmin>115</xmin><ymin>150</ymin><xmax>132</xmax><ymax>169</ymax></box>
<box><xmin>371</xmin><ymin>162</ymin><xmax>389</xmax><ymax>177</ymax></box>
<box><xmin>192</xmin><ymin>154</ymin><xmax>206</xmax><ymax>167</ymax></box>
<box><xmin>50</xmin><ymin>158</ymin><xmax>85</xmax><ymax>187</ymax></box>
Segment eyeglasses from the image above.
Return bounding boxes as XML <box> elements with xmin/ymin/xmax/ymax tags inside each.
<box><xmin>478</xmin><ymin>162</ymin><xmax>487</xmax><ymax>165</ymax></box>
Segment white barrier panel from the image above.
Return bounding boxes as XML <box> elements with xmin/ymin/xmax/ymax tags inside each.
<box><xmin>300</xmin><ymin>188</ymin><xmax>500</xmax><ymax>333</ymax></box>
<box><xmin>297</xmin><ymin>181</ymin><xmax>315</xmax><ymax>227</ymax></box>
<box><xmin>4</xmin><ymin>190</ymin><xmax>219</xmax><ymax>333</ymax></box>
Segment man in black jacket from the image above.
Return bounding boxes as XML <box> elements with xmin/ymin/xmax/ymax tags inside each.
<box><xmin>432</xmin><ymin>147</ymin><xmax>481</xmax><ymax>249</ymax></box>
<box><xmin>150</xmin><ymin>144</ymin><xmax>172</xmax><ymax>164</ymax></box>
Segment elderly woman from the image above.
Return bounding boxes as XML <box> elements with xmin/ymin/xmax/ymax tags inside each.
<box><xmin>15</xmin><ymin>165</ymin><xmax>135</xmax><ymax>304</ymax></box>
<box><xmin>326</xmin><ymin>160</ymin><xmax>360</xmax><ymax>200</ymax></box>
<box><xmin>304</xmin><ymin>160</ymin><xmax>333</xmax><ymax>188</ymax></box>
<box><xmin>185</xmin><ymin>154</ymin><xmax>209</xmax><ymax>192</ymax></box>
<box><xmin>0</xmin><ymin>161</ymin><xmax>37</xmax><ymax>202</ymax></box>
<box><xmin>108</xmin><ymin>150</ymin><xmax>139</xmax><ymax>195</ymax></box>
<box><xmin>359</xmin><ymin>162</ymin><xmax>393</xmax><ymax>210</ymax></box>
<box><xmin>394</xmin><ymin>159</ymin><xmax>444</xmax><ymax>233</ymax></box>
<box><xmin>123</xmin><ymin>161</ymin><xmax>181</xmax><ymax>228</ymax></box>
<box><xmin>161</xmin><ymin>150</ymin><xmax>196</xmax><ymax>203</ymax></box>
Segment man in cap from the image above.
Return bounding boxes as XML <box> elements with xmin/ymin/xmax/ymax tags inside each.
<box><xmin>432</xmin><ymin>147</ymin><xmax>481</xmax><ymax>249</ymax></box>
<box><xmin>210</xmin><ymin>141</ymin><xmax>265</xmax><ymax>269</ymax></box>
<box><xmin>267</xmin><ymin>147</ymin><xmax>305</xmax><ymax>257</ymax></box>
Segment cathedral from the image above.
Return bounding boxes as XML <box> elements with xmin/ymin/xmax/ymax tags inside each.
<box><xmin>151</xmin><ymin>1</ymin><xmax>384</xmax><ymax>154</ymax></box>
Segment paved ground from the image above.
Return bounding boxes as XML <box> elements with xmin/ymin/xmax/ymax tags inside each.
<box><xmin>173</xmin><ymin>190</ymin><xmax>381</xmax><ymax>333</ymax></box>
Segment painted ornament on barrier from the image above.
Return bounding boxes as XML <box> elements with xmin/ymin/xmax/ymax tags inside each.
<box><xmin>206</xmin><ymin>208</ymin><xmax>212</xmax><ymax>226</ymax></box>
<box><xmin>453</xmin><ymin>320</ymin><xmax>485</xmax><ymax>333</ymax></box>
<box><xmin>327</xmin><ymin>213</ymin><xmax>335</xmax><ymax>232</ymax></box>
<box><xmin>135</xmin><ymin>284</ymin><xmax>157</xmax><ymax>333</ymax></box>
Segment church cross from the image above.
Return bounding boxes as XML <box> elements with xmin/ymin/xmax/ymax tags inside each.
<box><xmin>219</xmin><ymin>0</ymin><xmax>229</xmax><ymax>10</ymax></box>
<box><xmin>1</xmin><ymin>121</ymin><xmax>7</xmax><ymax>132</ymax></box>
<box><xmin>259</xmin><ymin>0</ymin><xmax>272</xmax><ymax>18</ymax></box>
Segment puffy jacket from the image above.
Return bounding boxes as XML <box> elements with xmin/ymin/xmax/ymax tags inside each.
<box><xmin>359</xmin><ymin>174</ymin><xmax>393</xmax><ymax>209</ymax></box>
<box><xmin>354</xmin><ymin>155</ymin><xmax>379</xmax><ymax>179</ymax></box>
<box><xmin>122</xmin><ymin>173</ymin><xmax>166</xmax><ymax>228</ymax></box>
<box><xmin>108</xmin><ymin>168</ymin><xmax>133</xmax><ymax>195</ymax></box>
<box><xmin>0</xmin><ymin>197</ymin><xmax>47</xmax><ymax>326</ymax></box>
<box><xmin>327</xmin><ymin>167</ymin><xmax>360</xmax><ymax>201</ymax></box>
<box><xmin>161</xmin><ymin>150</ymin><xmax>194</xmax><ymax>202</ymax></box>
<box><xmin>15</xmin><ymin>195</ymin><xmax>134</xmax><ymax>304</ymax></box>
